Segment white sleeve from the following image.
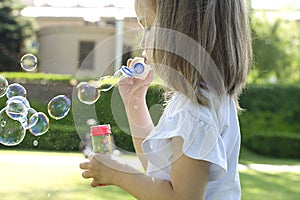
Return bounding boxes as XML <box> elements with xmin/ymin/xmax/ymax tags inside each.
<box><xmin>143</xmin><ymin>110</ymin><xmax>227</xmax><ymax>181</ymax></box>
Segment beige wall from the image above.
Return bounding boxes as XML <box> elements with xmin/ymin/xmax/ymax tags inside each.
<box><xmin>37</xmin><ymin>26</ymin><xmax>116</xmax><ymax>78</ymax></box>
<box><xmin>35</xmin><ymin>17</ymin><xmax>142</xmax><ymax>79</ymax></box>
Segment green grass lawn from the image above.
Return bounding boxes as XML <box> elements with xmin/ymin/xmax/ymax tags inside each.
<box><xmin>0</xmin><ymin>149</ymin><xmax>299</xmax><ymax>200</ymax></box>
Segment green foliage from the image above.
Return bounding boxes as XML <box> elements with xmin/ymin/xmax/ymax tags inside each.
<box><xmin>0</xmin><ymin>72</ymin><xmax>72</xmax><ymax>82</ymax></box>
<box><xmin>0</xmin><ymin>78</ymin><xmax>299</xmax><ymax>159</ymax></box>
<box><xmin>243</xmin><ymin>133</ymin><xmax>300</xmax><ymax>159</ymax></box>
<box><xmin>13</xmin><ymin>125</ymin><xmax>81</xmax><ymax>151</ymax></box>
<box><xmin>0</xmin><ymin>0</ymin><xmax>37</xmax><ymax>71</ymax></box>
<box><xmin>239</xmin><ymin>84</ymin><xmax>300</xmax><ymax>136</ymax></box>
<box><xmin>239</xmin><ymin>84</ymin><xmax>300</xmax><ymax>158</ymax></box>
<box><xmin>249</xmin><ymin>14</ymin><xmax>300</xmax><ymax>84</ymax></box>
<box><xmin>0</xmin><ymin>82</ymin><xmax>165</xmax><ymax>152</ymax></box>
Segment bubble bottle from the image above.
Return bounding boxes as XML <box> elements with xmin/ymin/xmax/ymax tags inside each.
<box><xmin>90</xmin><ymin>124</ymin><xmax>112</xmax><ymax>154</ymax></box>
<box><xmin>90</xmin><ymin>124</ymin><xmax>113</xmax><ymax>187</ymax></box>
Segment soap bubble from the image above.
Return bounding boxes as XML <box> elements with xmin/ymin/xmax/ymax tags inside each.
<box><xmin>98</xmin><ymin>75</ymin><xmax>118</xmax><ymax>92</ymax></box>
<box><xmin>5</xmin><ymin>99</ymin><xmax>27</xmax><ymax>121</ymax></box>
<box><xmin>22</xmin><ymin>108</ymin><xmax>39</xmax><ymax>129</ymax></box>
<box><xmin>76</xmin><ymin>82</ymin><xmax>101</xmax><ymax>105</ymax></box>
<box><xmin>20</xmin><ymin>53</ymin><xmax>38</xmax><ymax>71</ymax></box>
<box><xmin>0</xmin><ymin>108</ymin><xmax>26</xmax><ymax>146</ymax></box>
<box><xmin>6</xmin><ymin>96</ymin><xmax>30</xmax><ymax>110</ymax></box>
<box><xmin>47</xmin><ymin>95</ymin><xmax>71</xmax><ymax>120</ymax></box>
<box><xmin>29</xmin><ymin>112</ymin><xmax>49</xmax><ymax>136</ymax></box>
<box><xmin>1</xmin><ymin>120</ymin><xmax>6</xmax><ymax>127</ymax></box>
<box><xmin>0</xmin><ymin>75</ymin><xmax>8</xmax><ymax>98</ymax></box>
<box><xmin>33</xmin><ymin>140</ymin><xmax>38</xmax><ymax>146</ymax></box>
<box><xmin>6</xmin><ymin>83</ymin><xmax>27</xmax><ymax>99</ymax></box>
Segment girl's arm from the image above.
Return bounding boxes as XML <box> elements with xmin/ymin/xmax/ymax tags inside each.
<box><xmin>80</xmin><ymin>137</ymin><xmax>210</xmax><ymax>200</ymax></box>
<box><xmin>123</xmin><ymin>94</ymin><xmax>154</xmax><ymax>170</ymax></box>
<box><xmin>118</xmin><ymin>61</ymin><xmax>155</xmax><ymax>170</ymax></box>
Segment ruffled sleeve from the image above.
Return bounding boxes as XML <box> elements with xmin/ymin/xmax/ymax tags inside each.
<box><xmin>143</xmin><ymin>109</ymin><xmax>227</xmax><ymax>181</ymax></box>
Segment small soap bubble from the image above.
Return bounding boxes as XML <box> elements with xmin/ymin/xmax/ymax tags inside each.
<box><xmin>76</xmin><ymin>82</ymin><xmax>101</xmax><ymax>105</ymax></box>
<box><xmin>29</xmin><ymin>112</ymin><xmax>50</xmax><ymax>136</ymax></box>
<box><xmin>6</xmin><ymin>83</ymin><xmax>27</xmax><ymax>99</ymax></box>
<box><xmin>98</xmin><ymin>75</ymin><xmax>118</xmax><ymax>92</ymax></box>
<box><xmin>33</xmin><ymin>140</ymin><xmax>38</xmax><ymax>146</ymax></box>
<box><xmin>6</xmin><ymin>96</ymin><xmax>30</xmax><ymax>109</ymax></box>
<box><xmin>0</xmin><ymin>108</ymin><xmax>26</xmax><ymax>146</ymax></box>
<box><xmin>0</xmin><ymin>75</ymin><xmax>8</xmax><ymax>98</ymax></box>
<box><xmin>20</xmin><ymin>53</ymin><xmax>38</xmax><ymax>71</ymax></box>
<box><xmin>47</xmin><ymin>95</ymin><xmax>71</xmax><ymax>120</ymax></box>
<box><xmin>6</xmin><ymin>99</ymin><xmax>27</xmax><ymax>121</ymax></box>
<box><xmin>1</xmin><ymin>120</ymin><xmax>6</xmax><ymax>127</ymax></box>
<box><xmin>23</xmin><ymin>108</ymin><xmax>39</xmax><ymax>129</ymax></box>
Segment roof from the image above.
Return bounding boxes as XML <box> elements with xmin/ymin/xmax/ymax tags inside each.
<box><xmin>21</xmin><ymin>0</ymin><xmax>136</xmax><ymax>21</ymax></box>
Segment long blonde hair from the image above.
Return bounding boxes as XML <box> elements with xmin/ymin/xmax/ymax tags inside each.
<box><xmin>147</xmin><ymin>0</ymin><xmax>252</xmax><ymax>107</ymax></box>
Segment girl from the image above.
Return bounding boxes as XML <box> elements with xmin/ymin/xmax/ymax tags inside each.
<box><xmin>80</xmin><ymin>0</ymin><xmax>252</xmax><ymax>199</ymax></box>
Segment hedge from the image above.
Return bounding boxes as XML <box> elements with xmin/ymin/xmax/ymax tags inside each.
<box><xmin>0</xmin><ymin>79</ymin><xmax>299</xmax><ymax>158</ymax></box>
<box><xmin>239</xmin><ymin>84</ymin><xmax>300</xmax><ymax>136</ymax></box>
<box><xmin>238</xmin><ymin>84</ymin><xmax>300</xmax><ymax>158</ymax></box>
<box><xmin>0</xmin><ymin>83</ymin><xmax>164</xmax><ymax>152</ymax></box>
<box><xmin>243</xmin><ymin>133</ymin><xmax>300</xmax><ymax>159</ymax></box>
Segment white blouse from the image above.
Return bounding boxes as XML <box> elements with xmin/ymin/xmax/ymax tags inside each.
<box><xmin>142</xmin><ymin>92</ymin><xmax>241</xmax><ymax>200</ymax></box>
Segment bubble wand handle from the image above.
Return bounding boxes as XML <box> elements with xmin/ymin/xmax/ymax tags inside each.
<box><xmin>96</xmin><ymin>57</ymin><xmax>151</xmax><ymax>91</ymax></box>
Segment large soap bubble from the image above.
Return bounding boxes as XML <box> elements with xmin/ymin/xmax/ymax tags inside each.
<box><xmin>0</xmin><ymin>75</ymin><xmax>8</xmax><ymax>98</ymax></box>
<box><xmin>0</xmin><ymin>108</ymin><xmax>26</xmax><ymax>146</ymax></box>
<box><xmin>47</xmin><ymin>95</ymin><xmax>71</xmax><ymax>120</ymax></box>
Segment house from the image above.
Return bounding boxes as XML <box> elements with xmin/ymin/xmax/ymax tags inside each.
<box><xmin>21</xmin><ymin>0</ymin><xmax>142</xmax><ymax>78</ymax></box>
<box><xmin>21</xmin><ymin>0</ymin><xmax>300</xmax><ymax>79</ymax></box>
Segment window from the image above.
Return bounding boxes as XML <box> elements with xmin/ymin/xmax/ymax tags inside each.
<box><xmin>78</xmin><ymin>41</ymin><xmax>95</xmax><ymax>70</ymax></box>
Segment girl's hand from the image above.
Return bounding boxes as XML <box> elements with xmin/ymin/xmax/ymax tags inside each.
<box><xmin>80</xmin><ymin>154</ymin><xmax>119</xmax><ymax>187</ymax></box>
<box><xmin>118</xmin><ymin>59</ymin><xmax>154</xmax><ymax>106</ymax></box>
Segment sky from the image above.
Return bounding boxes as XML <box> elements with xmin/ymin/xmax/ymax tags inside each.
<box><xmin>252</xmin><ymin>0</ymin><xmax>300</xmax><ymax>10</ymax></box>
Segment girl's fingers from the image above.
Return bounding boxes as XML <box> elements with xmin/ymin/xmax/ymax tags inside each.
<box><xmin>127</xmin><ymin>58</ymin><xmax>133</xmax><ymax>67</ymax></box>
<box><xmin>79</xmin><ymin>162</ymin><xmax>90</xmax><ymax>170</ymax></box>
<box><xmin>91</xmin><ymin>179</ymin><xmax>100</xmax><ymax>187</ymax></box>
<box><xmin>82</xmin><ymin>170</ymin><xmax>92</xmax><ymax>178</ymax></box>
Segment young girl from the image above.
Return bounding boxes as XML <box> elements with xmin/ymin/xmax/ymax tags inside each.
<box><xmin>80</xmin><ymin>0</ymin><xmax>252</xmax><ymax>199</ymax></box>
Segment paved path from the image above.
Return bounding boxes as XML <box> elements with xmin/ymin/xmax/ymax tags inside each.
<box><xmin>1</xmin><ymin>153</ymin><xmax>300</xmax><ymax>173</ymax></box>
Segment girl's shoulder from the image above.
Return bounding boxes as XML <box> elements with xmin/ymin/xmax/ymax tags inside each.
<box><xmin>164</xmin><ymin>92</ymin><xmax>217</xmax><ymax>126</ymax></box>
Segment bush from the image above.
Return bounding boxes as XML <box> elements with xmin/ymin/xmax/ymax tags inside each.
<box><xmin>7</xmin><ymin>125</ymin><xmax>81</xmax><ymax>151</ymax></box>
<box><xmin>0</xmin><ymin>82</ymin><xmax>165</xmax><ymax>152</ymax></box>
<box><xmin>243</xmin><ymin>133</ymin><xmax>300</xmax><ymax>159</ymax></box>
<box><xmin>1</xmin><ymin>76</ymin><xmax>299</xmax><ymax>159</ymax></box>
<box><xmin>239</xmin><ymin>84</ymin><xmax>300</xmax><ymax>158</ymax></box>
<box><xmin>239</xmin><ymin>84</ymin><xmax>300</xmax><ymax>136</ymax></box>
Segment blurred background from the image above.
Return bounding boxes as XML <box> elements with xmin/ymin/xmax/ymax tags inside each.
<box><xmin>0</xmin><ymin>0</ymin><xmax>299</xmax><ymax>83</ymax></box>
<box><xmin>0</xmin><ymin>1</ymin><xmax>299</xmax><ymax>200</ymax></box>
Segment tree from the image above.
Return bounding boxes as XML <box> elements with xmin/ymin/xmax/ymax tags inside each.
<box><xmin>249</xmin><ymin>16</ymin><xmax>300</xmax><ymax>84</ymax></box>
<box><xmin>0</xmin><ymin>0</ymin><xmax>36</xmax><ymax>71</ymax></box>
<box><xmin>246</xmin><ymin>0</ymin><xmax>300</xmax><ymax>84</ymax></box>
